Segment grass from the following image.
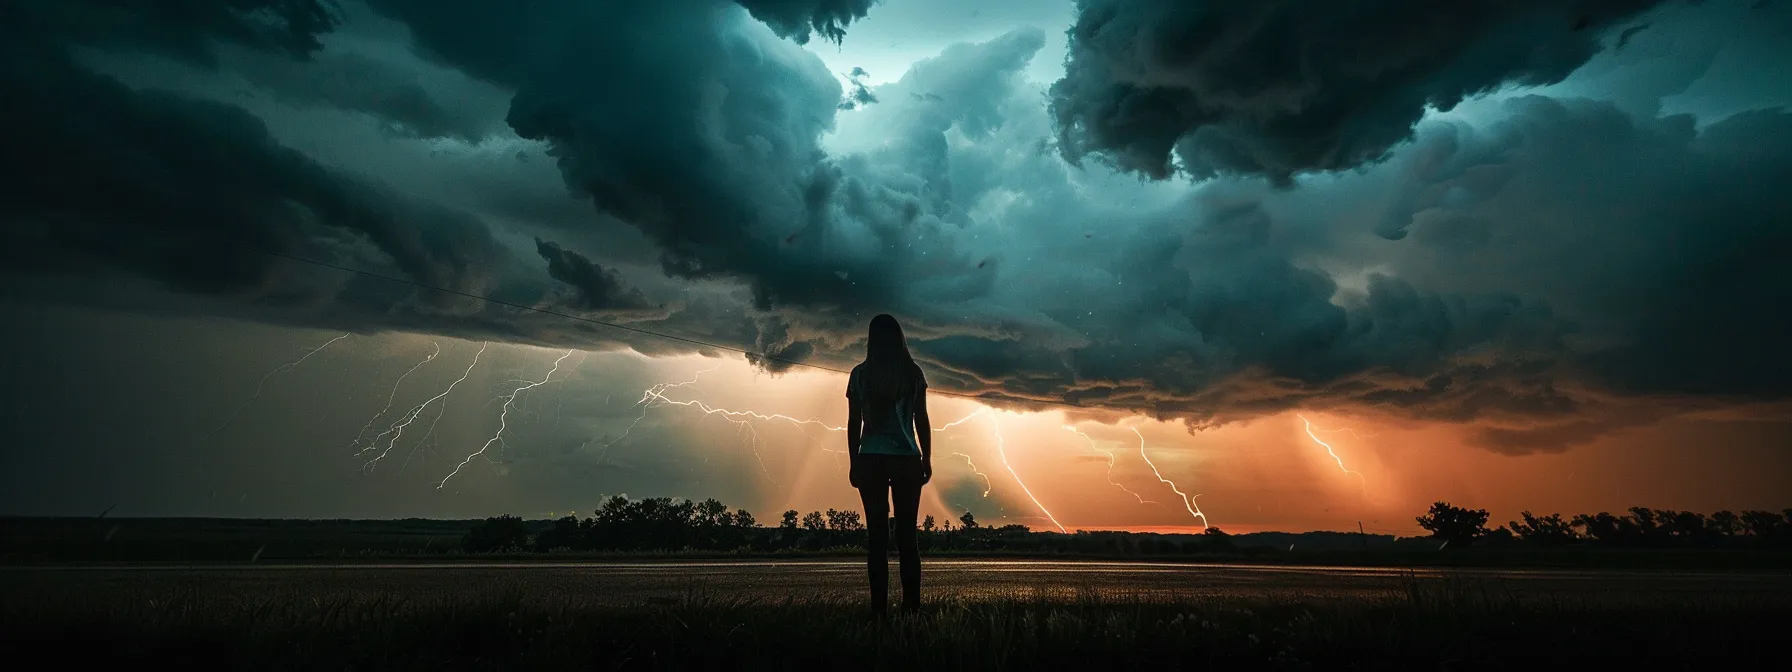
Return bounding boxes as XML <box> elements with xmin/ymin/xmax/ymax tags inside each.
<box><xmin>11</xmin><ymin>517</ymin><xmax>1791</xmax><ymax>571</ymax></box>
<box><xmin>3</xmin><ymin>574</ymin><xmax>1784</xmax><ymax>670</ymax></box>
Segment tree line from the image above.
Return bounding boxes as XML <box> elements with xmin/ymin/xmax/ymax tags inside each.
<box><xmin>463</xmin><ymin>494</ymin><xmax>1240</xmax><ymax>555</ymax></box>
<box><xmin>1416</xmin><ymin>502</ymin><xmax>1792</xmax><ymax>549</ymax></box>
<box><xmin>463</xmin><ymin>496</ymin><xmax>1792</xmax><ymax>554</ymax></box>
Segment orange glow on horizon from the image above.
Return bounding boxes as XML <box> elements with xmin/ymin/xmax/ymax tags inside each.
<box><xmin>539</xmin><ymin>347</ymin><xmax>1792</xmax><ymax>537</ymax></box>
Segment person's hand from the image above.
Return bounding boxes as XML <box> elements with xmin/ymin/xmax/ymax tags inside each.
<box><xmin>919</xmin><ymin>458</ymin><xmax>932</xmax><ymax>485</ymax></box>
<box><xmin>849</xmin><ymin>455</ymin><xmax>865</xmax><ymax>489</ymax></box>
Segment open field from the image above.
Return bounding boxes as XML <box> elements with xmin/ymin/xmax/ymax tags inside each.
<box><xmin>9</xmin><ymin>560</ymin><xmax>1792</xmax><ymax>604</ymax></box>
<box><xmin>4</xmin><ymin>561</ymin><xmax>1789</xmax><ymax>669</ymax></box>
<box><xmin>8</xmin><ymin>517</ymin><xmax>1791</xmax><ymax>570</ymax></box>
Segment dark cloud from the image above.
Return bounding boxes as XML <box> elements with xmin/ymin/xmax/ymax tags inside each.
<box><xmin>534</xmin><ymin>239</ymin><xmax>657</xmax><ymax>313</ymax></box>
<box><xmin>837</xmin><ymin>67</ymin><xmax>879</xmax><ymax>110</ymax></box>
<box><xmin>0</xmin><ymin>2</ymin><xmax>498</xmax><ymax>305</ymax></box>
<box><xmin>3</xmin><ymin>0</ymin><xmax>341</xmax><ymax>66</ymax></box>
<box><xmin>0</xmin><ymin>0</ymin><xmax>591</xmax><ymax>347</ymax></box>
<box><xmin>735</xmin><ymin>0</ymin><xmax>880</xmax><ymax>45</ymax></box>
<box><xmin>1017</xmin><ymin>94</ymin><xmax>1789</xmax><ymax>446</ymax></box>
<box><xmin>5</xmin><ymin>0</ymin><xmax>1790</xmax><ymax>458</ymax></box>
<box><xmin>1382</xmin><ymin>97</ymin><xmax>1792</xmax><ymax>401</ymax></box>
<box><xmin>229</xmin><ymin>48</ymin><xmax>499</xmax><ymax>141</ymax></box>
<box><xmin>910</xmin><ymin>202</ymin><xmax>1580</xmax><ymax>430</ymax></box>
<box><xmin>368</xmin><ymin>0</ymin><xmax>989</xmax><ymax>314</ymax></box>
<box><xmin>833</xmin><ymin>20</ymin><xmax>1784</xmax><ymax>451</ymax></box>
<box><xmin>1048</xmin><ymin>0</ymin><xmax>1668</xmax><ymax>183</ymax></box>
<box><xmin>745</xmin><ymin>315</ymin><xmax>820</xmax><ymax>374</ymax></box>
<box><xmin>1615</xmin><ymin>22</ymin><xmax>1654</xmax><ymax>50</ymax></box>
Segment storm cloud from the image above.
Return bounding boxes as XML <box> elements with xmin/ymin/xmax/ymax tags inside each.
<box><xmin>735</xmin><ymin>0</ymin><xmax>881</xmax><ymax>45</ymax></box>
<box><xmin>1048</xmin><ymin>0</ymin><xmax>1669</xmax><ymax>182</ymax></box>
<box><xmin>535</xmin><ymin>239</ymin><xmax>657</xmax><ymax>314</ymax></box>
<box><xmin>2</xmin><ymin>0</ymin><xmax>1789</xmax><ymax>455</ymax></box>
<box><xmin>0</xmin><ymin>1</ymin><xmax>539</xmax><ymax>331</ymax></box>
<box><xmin>229</xmin><ymin>48</ymin><xmax>500</xmax><ymax>142</ymax></box>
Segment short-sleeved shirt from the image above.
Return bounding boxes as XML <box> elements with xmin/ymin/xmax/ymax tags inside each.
<box><xmin>846</xmin><ymin>361</ymin><xmax>927</xmax><ymax>456</ymax></box>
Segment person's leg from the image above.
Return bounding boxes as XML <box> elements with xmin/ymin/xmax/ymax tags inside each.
<box><xmin>857</xmin><ymin>469</ymin><xmax>891</xmax><ymax>614</ymax></box>
<box><xmin>892</xmin><ymin>467</ymin><xmax>923</xmax><ymax>611</ymax></box>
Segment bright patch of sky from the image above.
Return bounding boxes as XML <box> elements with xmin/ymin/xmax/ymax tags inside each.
<box><xmin>803</xmin><ymin>0</ymin><xmax>1076</xmax><ymax>88</ymax></box>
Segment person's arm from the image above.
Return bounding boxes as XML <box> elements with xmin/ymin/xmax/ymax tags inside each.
<box><xmin>846</xmin><ymin>371</ymin><xmax>864</xmax><ymax>488</ymax></box>
<box><xmin>913</xmin><ymin>379</ymin><xmax>932</xmax><ymax>482</ymax></box>
<box><xmin>847</xmin><ymin>397</ymin><xmax>863</xmax><ymax>456</ymax></box>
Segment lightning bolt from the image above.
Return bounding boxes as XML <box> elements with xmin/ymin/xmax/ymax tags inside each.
<box><xmin>438</xmin><ymin>349</ymin><xmax>577</xmax><ymax>488</ymax></box>
<box><xmin>208</xmin><ymin>333</ymin><xmax>350</xmax><ymax>437</ymax></box>
<box><xmin>1316</xmin><ymin>425</ymin><xmax>1379</xmax><ymax>441</ymax></box>
<box><xmin>602</xmin><ymin>372</ymin><xmax>996</xmax><ymax>478</ymax></box>
<box><xmin>989</xmin><ymin>414</ymin><xmax>1067</xmax><ymax>533</ymax></box>
<box><xmin>950</xmin><ymin>452</ymin><xmax>992</xmax><ymax>497</ymax></box>
<box><xmin>489</xmin><ymin>352</ymin><xmax>587</xmax><ymax>461</ymax></box>
<box><xmin>593</xmin><ymin>369</ymin><xmax>799</xmax><ymax>479</ymax></box>
<box><xmin>400</xmin><ymin>387</ymin><xmax>462</xmax><ymax>471</ymax></box>
<box><xmin>1065</xmin><ymin>425</ymin><xmax>1156</xmax><ymax>504</ymax></box>
<box><xmin>593</xmin><ymin>375</ymin><xmax>1008</xmax><ymax>500</ymax></box>
<box><xmin>934</xmin><ymin>408</ymin><xmax>988</xmax><ymax>432</ymax></box>
<box><xmin>348</xmin><ymin>341</ymin><xmax>442</xmax><ymax>453</ymax></box>
<box><xmin>360</xmin><ymin>342</ymin><xmax>487</xmax><ymax>470</ymax></box>
<box><xmin>593</xmin><ymin>368</ymin><xmax>716</xmax><ymax>464</ymax></box>
<box><xmin>1298</xmin><ymin>414</ymin><xmax>1368</xmax><ymax>487</ymax></box>
<box><xmin>641</xmin><ymin>389</ymin><xmax>847</xmax><ymax>432</ymax></box>
<box><xmin>934</xmin><ymin>409</ymin><xmax>997</xmax><ymax>512</ymax></box>
<box><xmin>1131</xmin><ymin>427</ymin><xmax>1210</xmax><ymax>530</ymax></box>
<box><xmin>636</xmin><ymin>388</ymin><xmax>785</xmax><ymax>481</ymax></box>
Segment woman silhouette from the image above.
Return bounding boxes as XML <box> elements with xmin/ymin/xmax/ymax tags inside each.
<box><xmin>846</xmin><ymin>314</ymin><xmax>931</xmax><ymax>614</ymax></box>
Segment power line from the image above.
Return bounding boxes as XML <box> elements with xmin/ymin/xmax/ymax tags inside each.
<box><xmin>263</xmin><ymin>250</ymin><xmax>1076</xmax><ymax>409</ymax></box>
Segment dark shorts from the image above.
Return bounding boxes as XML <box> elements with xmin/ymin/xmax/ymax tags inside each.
<box><xmin>853</xmin><ymin>453</ymin><xmax>925</xmax><ymax>488</ymax></box>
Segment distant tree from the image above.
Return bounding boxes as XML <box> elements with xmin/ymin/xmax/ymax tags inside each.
<box><xmin>1508</xmin><ymin>512</ymin><xmax>1577</xmax><ymax>546</ymax></box>
<box><xmin>669</xmin><ymin>498</ymin><xmax>697</xmax><ymax>528</ymax></box>
<box><xmin>838</xmin><ymin>510</ymin><xmax>864</xmax><ymax>532</ymax></box>
<box><xmin>594</xmin><ymin>495</ymin><xmax>632</xmax><ymax>525</ymax></box>
<box><xmin>1573</xmin><ymin>512</ymin><xmax>1637</xmax><ymax>546</ymax></box>
<box><xmin>1628</xmin><ymin>507</ymin><xmax>1667</xmax><ymax>544</ymax></box>
<box><xmin>1668</xmin><ymin>510</ymin><xmax>1710</xmax><ymax>543</ymax></box>
<box><xmin>1741</xmin><ymin>511</ymin><xmax>1785</xmax><ymax>538</ymax></box>
<box><xmin>1482</xmin><ymin>525</ymin><xmax>1516</xmax><ymax>548</ymax></box>
<box><xmin>464</xmin><ymin>515</ymin><xmax>530</xmax><ymax>553</ymax></box>
<box><xmin>532</xmin><ymin>515</ymin><xmax>583</xmax><ymax>552</ymax></box>
<box><xmin>1708</xmin><ymin>510</ymin><xmax>1741</xmax><ymax>537</ymax></box>
<box><xmin>696</xmin><ymin>498</ymin><xmax>729</xmax><ymax>527</ymax></box>
<box><xmin>1416</xmin><ymin>501</ymin><xmax>1489</xmax><ymax>547</ymax></box>
<box><xmin>463</xmin><ymin>497</ymin><xmax>1792</xmax><ymax>557</ymax></box>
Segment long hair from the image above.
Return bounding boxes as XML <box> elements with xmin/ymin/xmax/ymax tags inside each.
<box><xmin>861</xmin><ymin>314</ymin><xmax>916</xmax><ymax>412</ymax></box>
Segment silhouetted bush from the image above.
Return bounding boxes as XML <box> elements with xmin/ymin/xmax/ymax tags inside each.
<box><xmin>464</xmin><ymin>515</ymin><xmax>530</xmax><ymax>553</ymax></box>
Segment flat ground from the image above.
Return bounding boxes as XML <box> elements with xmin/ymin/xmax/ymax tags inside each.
<box><xmin>5</xmin><ymin>561</ymin><xmax>1789</xmax><ymax>669</ymax></box>
<box><xmin>7</xmin><ymin>559</ymin><xmax>1790</xmax><ymax>605</ymax></box>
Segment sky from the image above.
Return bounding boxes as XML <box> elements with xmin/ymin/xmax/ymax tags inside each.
<box><xmin>1</xmin><ymin>0</ymin><xmax>1789</xmax><ymax>534</ymax></box>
